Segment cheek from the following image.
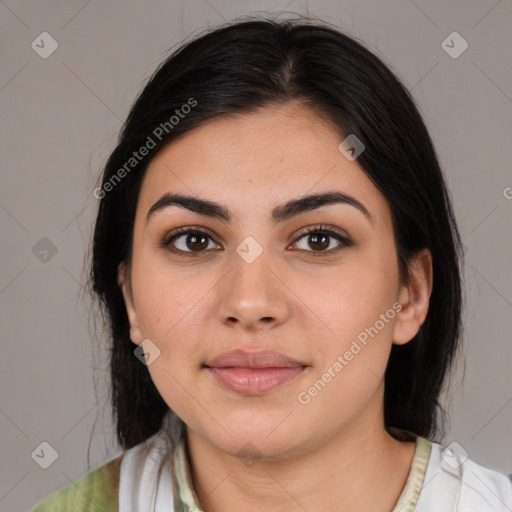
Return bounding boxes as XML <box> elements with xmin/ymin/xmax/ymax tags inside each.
<box><xmin>298</xmin><ymin>255</ymin><xmax>400</xmax><ymax>397</ymax></box>
<box><xmin>299</xmin><ymin>279</ymin><xmax>398</xmax><ymax>415</ymax></box>
<box><xmin>131</xmin><ymin>272</ymin><xmax>205</xmax><ymax>418</ymax></box>
<box><xmin>131</xmin><ymin>251</ymin><xmax>199</xmax><ymax>333</ymax></box>
<box><xmin>303</xmin><ymin>261</ymin><xmax>398</xmax><ymax>343</ymax></box>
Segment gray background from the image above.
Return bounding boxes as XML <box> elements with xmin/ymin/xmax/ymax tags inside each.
<box><xmin>1</xmin><ymin>1</ymin><xmax>511</xmax><ymax>510</ymax></box>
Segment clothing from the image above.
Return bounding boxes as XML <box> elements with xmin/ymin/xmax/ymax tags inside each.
<box><xmin>31</xmin><ymin>426</ymin><xmax>512</xmax><ymax>511</ymax></box>
<box><xmin>30</xmin><ymin>453</ymin><xmax>121</xmax><ymax>511</ymax></box>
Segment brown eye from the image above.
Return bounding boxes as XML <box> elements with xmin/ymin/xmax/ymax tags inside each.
<box><xmin>182</xmin><ymin>232</ymin><xmax>210</xmax><ymax>251</ymax></box>
<box><xmin>305</xmin><ymin>233</ymin><xmax>330</xmax><ymax>251</ymax></box>
<box><xmin>290</xmin><ymin>225</ymin><xmax>353</xmax><ymax>256</ymax></box>
<box><xmin>161</xmin><ymin>227</ymin><xmax>221</xmax><ymax>255</ymax></box>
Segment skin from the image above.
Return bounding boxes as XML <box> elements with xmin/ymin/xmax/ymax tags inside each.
<box><xmin>118</xmin><ymin>100</ymin><xmax>433</xmax><ymax>512</ymax></box>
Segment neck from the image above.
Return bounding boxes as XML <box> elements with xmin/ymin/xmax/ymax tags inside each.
<box><xmin>184</xmin><ymin>387</ymin><xmax>416</xmax><ymax>512</ymax></box>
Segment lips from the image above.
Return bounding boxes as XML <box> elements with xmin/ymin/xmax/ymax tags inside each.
<box><xmin>204</xmin><ymin>349</ymin><xmax>308</xmax><ymax>395</ymax></box>
<box><xmin>204</xmin><ymin>349</ymin><xmax>306</xmax><ymax>369</ymax></box>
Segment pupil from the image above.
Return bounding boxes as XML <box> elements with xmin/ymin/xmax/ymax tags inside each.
<box><xmin>187</xmin><ymin>234</ymin><xmax>208</xmax><ymax>251</ymax></box>
<box><xmin>310</xmin><ymin>233</ymin><xmax>328</xmax><ymax>251</ymax></box>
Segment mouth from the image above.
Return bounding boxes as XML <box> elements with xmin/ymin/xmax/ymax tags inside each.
<box><xmin>203</xmin><ymin>349</ymin><xmax>308</xmax><ymax>395</ymax></box>
<box><xmin>204</xmin><ymin>366</ymin><xmax>307</xmax><ymax>395</ymax></box>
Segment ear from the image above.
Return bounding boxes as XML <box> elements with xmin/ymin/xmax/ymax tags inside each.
<box><xmin>117</xmin><ymin>262</ymin><xmax>143</xmax><ymax>346</ymax></box>
<box><xmin>393</xmin><ymin>248</ymin><xmax>433</xmax><ymax>345</ymax></box>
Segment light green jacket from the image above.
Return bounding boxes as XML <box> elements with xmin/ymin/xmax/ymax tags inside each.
<box><xmin>31</xmin><ymin>454</ymin><xmax>122</xmax><ymax>511</ymax></box>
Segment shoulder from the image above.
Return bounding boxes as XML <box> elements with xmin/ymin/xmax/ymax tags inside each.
<box><xmin>457</xmin><ymin>456</ymin><xmax>512</xmax><ymax>509</ymax></box>
<box><xmin>30</xmin><ymin>453</ymin><xmax>123</xmax><ymax>512</ymax></box>
<box><xmin>416</xmin><ymin>440</ymin><xmax>512</xmax><ymax>511</ymax></box>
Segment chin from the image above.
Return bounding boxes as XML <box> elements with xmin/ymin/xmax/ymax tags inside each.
<box><xmin>204</xmin><ymin>423</ymin><xmax>305</xmax><ymax>461</ymax></box>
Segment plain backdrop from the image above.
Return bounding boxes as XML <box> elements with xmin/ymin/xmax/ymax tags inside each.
<box><xmin>0</xmin><ymin>1</ymin><xmax>511</xmax><ymax>510</ymax></box>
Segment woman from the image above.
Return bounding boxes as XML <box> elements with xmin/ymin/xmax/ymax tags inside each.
<box><xmin>31</xmin><ymin>16</ymin><xmax>512</xmax><ymax>512</ymax></box>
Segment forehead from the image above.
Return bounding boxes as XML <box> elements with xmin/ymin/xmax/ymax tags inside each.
<box><xmin>136</xmin><ymin>102</ymin><xmax>390</xmax><ymax>225</ymax></box>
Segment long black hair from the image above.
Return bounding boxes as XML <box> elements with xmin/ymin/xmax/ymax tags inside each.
<box><xmin>89</xmin><ymin>15</ymin><xmax>465</xmax><ymax>453</ymax></box>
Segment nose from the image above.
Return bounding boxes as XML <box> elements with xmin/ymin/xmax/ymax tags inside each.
<box><xmin>216</xmin><ymin>246</ymin><xmax>290</xmax><ymax>332</ymax></box>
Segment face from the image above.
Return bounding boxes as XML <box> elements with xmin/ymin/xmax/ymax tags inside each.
<box><xmin>119</xmin><ymin>101</ymin><xmax>428</xmax><ymax>459</ymax></box>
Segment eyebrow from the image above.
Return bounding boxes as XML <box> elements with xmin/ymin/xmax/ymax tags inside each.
<box><xmin>146</xmin><ymin>191</ymin><xmax>372</xmax><ymax>224</ymax></box>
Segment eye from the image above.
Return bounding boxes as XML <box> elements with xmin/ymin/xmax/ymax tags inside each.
<box><xmin>160</xmin><ymin>226</ymin><xmax>221</xmax><ymax>256</ymax></box>
<box><xmin>289</xmin><ymin>224</ymin><xmax>352</xmax><ymax>256</ymax></box>
<box><xmin>160</xmin><ymin>224</ymin><xmax>352</xmax><ymax>257</ymax></box>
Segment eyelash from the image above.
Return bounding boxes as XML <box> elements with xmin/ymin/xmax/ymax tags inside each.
<box><xmin>159</xmin><ymin>224</ymin><xmax>353</xmax><ymax>258</ymax></box>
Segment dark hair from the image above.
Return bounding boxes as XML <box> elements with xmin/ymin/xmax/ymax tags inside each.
<box><xmin>89</xmin><ymin>15</ymin><xmax>465</xmax><ymax>453</ymax></box>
